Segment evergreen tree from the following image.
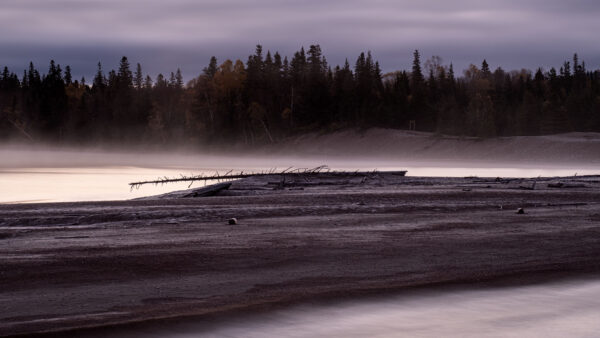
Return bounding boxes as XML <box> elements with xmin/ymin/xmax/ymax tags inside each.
<box><xmin>64</xmin><ymin>65</ymin><xmax>72</xmax><ymax>85</ymax></box>
<box><xmin>411</xmin><ymin>50</ymin><xmax>424</xmax><ymax>85</ymax></box>
<box><xmin>117</xmin><ymin>56</ymin><xmax>133</xmax><ymax>88</ymax></box>
<box><xmin>93</xmin><ymin>62</ymin><xmax>105</xmax><ymax>89</ymax></box>
<box><xmin>175</xmin><ymin>69</ymin><xmax>184</xmax><ymax>89</ymax></box>
<box><xmin>204</xmin><ymin>56</ymin><xmax>218</xmax><ymax>79</ymax></box>
<box><xmin>481</xmin><ymin>59</ymin><xmax>491</xmax><ymax>78</ymax></box>
<box><xmin>134</xmin><ymin>63</ymin><xmax>143</xmax><ymax>89</ymax></box>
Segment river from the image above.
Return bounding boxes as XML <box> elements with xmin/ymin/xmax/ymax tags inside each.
<box><xmin>89</xmin><ymin>278</ymin><xmax>600</xmax><ymax>338</ymax></box>
<box><xmin>1</xmin><ymin>147</ymin><xmax>598</xmax><ymax>203</ymax></box>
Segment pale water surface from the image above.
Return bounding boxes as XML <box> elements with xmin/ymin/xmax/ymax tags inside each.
<box><xmin>99</xmin><ymin>278</ymin><xmax>600</xmax><ymax>338</ymax></box>
<box><xmin>1</xmin><ymin>148</ymin><xmax>598</xmax><ymax>203</ymax></box>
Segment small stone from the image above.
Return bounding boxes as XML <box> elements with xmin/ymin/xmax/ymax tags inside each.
<box><xmin>516</xmin><ymin>208</ymin><xmax>525</xmax><ymax>214</ymax></box>
<box><xmin>228</xmin><ymin>218</ymin><xmax>238</xmax><ymax>225</ymax></box>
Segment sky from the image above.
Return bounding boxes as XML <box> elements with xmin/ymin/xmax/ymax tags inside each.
<box><xmin>1</xmin><ymin>0</ymin><xmax>599</xmax><ymax>81</ymax></box>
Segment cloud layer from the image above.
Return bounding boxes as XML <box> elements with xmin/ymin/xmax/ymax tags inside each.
<box><xmin>1</xmin><ymin>0</ymin><xmax>599</xmax><ymax>80</ymax></box>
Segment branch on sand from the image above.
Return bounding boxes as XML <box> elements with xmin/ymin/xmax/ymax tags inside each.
<box><xmin>129</xmin><ymin>166</ymin><xmax>407</xmax><ymax>190</ymax></box>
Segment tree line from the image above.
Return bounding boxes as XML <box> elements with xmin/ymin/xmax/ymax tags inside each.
<box><xmin>1</xmin><ymin>45</ymin><xmax>599</xmax><ymax>145</ymax></box>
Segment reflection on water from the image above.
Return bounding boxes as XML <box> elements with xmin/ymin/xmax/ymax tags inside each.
<box><xmin>104</xmin><ymin>279</ymin><xmax>600</xmax><ymax>338</ymax></box>
<box><xmin>0</xmin><ymin>167</ymin><xmax>221</xmax><ymax>203</ymax></box>
<box><xmin>0</xmin><ymin>148</ymin><xmax>598</xmax><ymax>203</ymax></box>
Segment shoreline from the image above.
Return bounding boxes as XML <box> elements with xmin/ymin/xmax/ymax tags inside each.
<box><xmin>2</xmin><ymin>173</ymin><xmax>600</xmax><ymax>336</ymax></box>
<box><xmin>33</xmin><ymin>270</ymin><xmax>600</xmax><ymax>338</ymax></box>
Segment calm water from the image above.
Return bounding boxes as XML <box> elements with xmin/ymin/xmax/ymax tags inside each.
<box><xmin>1</xmin><ymin>148</ymin><xmax>598</xmax><ymax>203</ymax></box>
<box><xmin>96</xmin><ymin>278</ymin><xmax>600</xmax><ymax>338</ymax></box>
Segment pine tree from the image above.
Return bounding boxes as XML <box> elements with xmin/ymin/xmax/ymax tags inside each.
<box><xmin>481</xmin><ymin>59</ymin><xmax>491</xmax><ymax>78</ymax></box>
<box><xmin>21</xmin><ymin>70</ymin><xmax>28</xmax><ymax>88</ymax></box>
<box><xmin>64</xmin><ymin>65</ymin><xmax>72</xmax><ymax>85</ymax></box>
<box><xmin>448</xmin><ymin>63</ymin><xmax>455</xmax><ymax>83</ymax></box>
<box><xmin>411</xmin><ymin>50</ymin><xmax>424</xmax><ymax>85</ymax></box>
<box><xmin>175</xmin><ymin>68</ymin><xmax>184</xmax><ymax>89</ymax></box>
<box><xmin>204</xmin><ymin>56</ymin><xmax>218</xmax><ymax>79</ymax></box>
<box><xmin>134</xmin><ymin>63</ymin><xmax>143</xmax><ymax>89</ymax></box>
<box><xmin>169</xmin><ymin>72</ymin><xmax>176</xmax><ymax>87</ymax></box>
<box><xmin>93</xmin><ymin>62</ymin><xmax>105</xmax><ymax>89</ymax></box>
<box><xmin>117</xmin><ymin>56</ymin><xmax>133</xmax><ymax>88</ymax></box>
<box><xmin>144</xmin><ymin>75</ymin><xmax>153</xmax><ymax>89</ymax></box>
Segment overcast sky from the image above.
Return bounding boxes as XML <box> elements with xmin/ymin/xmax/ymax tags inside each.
<box><xmin>1</xmin><ymin>0</ymin><xmax>599</xmax><ymax>81</ymax></box>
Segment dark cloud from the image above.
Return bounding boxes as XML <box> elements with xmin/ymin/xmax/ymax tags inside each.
<box><xmin>1</xmin><ymin>0</ymin><xmax>599</xmax><ymax>80</ymax></box>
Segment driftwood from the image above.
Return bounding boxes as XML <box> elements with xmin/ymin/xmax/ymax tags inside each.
<box><xmin>181</xmin><ymin>182</ymin><xmax>232</xmax><ymax>197</ymax></box>
<box><xmin>129</xmin><ymin>166</ymin><xmax>407</xmax><ymax>190</ymax></box>
<box><xmin>518</xmin><ymin>176</ymin><xmax>540</xmax><ymax>190</ymax></box>
<box><xmin>129</xmin><ymin>166</ymin><xmax>325</xmax><ymax>190</ymax></box>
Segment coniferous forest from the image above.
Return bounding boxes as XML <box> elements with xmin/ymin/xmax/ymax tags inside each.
<box><xmin>1</xmin><ymin>45</ymin><xmax>599</xmax><ymax>146</ymax></box>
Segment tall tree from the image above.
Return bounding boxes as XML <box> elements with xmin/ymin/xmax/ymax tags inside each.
<box><xmin>134</xmin><ymin>63</ymin><xmax>143</xmax><ymax>90</ymax></box>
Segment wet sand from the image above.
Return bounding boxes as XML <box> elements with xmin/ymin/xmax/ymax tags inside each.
<box><xmin>1</xmin><ymin>173</ymin><xmax>600</xmax><ymax>336</ymax></box>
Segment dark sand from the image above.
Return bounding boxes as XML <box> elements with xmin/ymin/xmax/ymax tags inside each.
<box><xmin>1</xmin><ymin>173</ymin><xmax>600</xmax><ymax>336</ymax></box>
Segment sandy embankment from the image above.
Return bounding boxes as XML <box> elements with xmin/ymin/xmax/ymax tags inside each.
<box><xmin>1</xmin><ymin>173</ymin><xmax>600</xmax><ymax>336</ymax></box>
<box><xmin>1</xmin><ymin>129</ymin><xmax>599</xmax><ymax>169</ymax></box>
<box><xmin>270</xmin><ymin>129</ymin><xmax>600</xmax><ymax>165</ymax></box>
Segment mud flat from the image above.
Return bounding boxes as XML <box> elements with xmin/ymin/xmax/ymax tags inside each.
<box><xmin>1</xmin><ymin>173</ymin><xmax>600</xmax><ymax>336</ymax></box>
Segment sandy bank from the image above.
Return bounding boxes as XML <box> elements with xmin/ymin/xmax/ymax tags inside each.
<box><xmin>269</xmin><ymin>129</ymin><xmax>600</xmax><ymax>165</ymax></box>
<box><xmin>1</xmin><ymin>173</ymin><xmax>600</xmax><ymax>336</ymax></box>
<box><xmin>1</xmin><ymin>129</ymin><xmax>599</xmax><ymax>170</ymax></box>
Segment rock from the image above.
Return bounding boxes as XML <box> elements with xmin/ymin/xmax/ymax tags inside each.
<box><xmin>228</xmin><ymin>218</ymin><xmax>238</xmax><ymax>225</ymax></box>
<box><xmin>516</xmin><ymin>208</ymin><xmax>525</xmax><ymax>214</ymax></box>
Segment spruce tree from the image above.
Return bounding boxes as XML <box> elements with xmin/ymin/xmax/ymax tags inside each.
<box><xmin>411</xmin><ymin>50</ymin><xmax>424</xmax><ymax>85</ymax></box>
<box><xmin>64</xmin><ymin>65</ymin><xmax>72</xmax><ymax>85</ymax></box>
<box><xmin>481</xmin><ymin>59</ymin><xmax>491</xmax><ymax>78</ymax></box>
<box><xmin>204</xmin><ymin>56</ymin><xmax>218</xmax><ymax>79</ymax></box>
<box><xmin>134</xmin><ymin>63</ymin><xmax>143</xmax><ymax>89</ymax></box>
<box><xmin>175</xmin><ymin>69</ymin><xmax>184</xmax><ymax>89</ymax></box>
<box><xmin>117</xmin><ymin>56</ymin><xmax>133</xmax><ymax>88</ymax></box>
<box><xmin>93</xmin><ymin>62</ymin><xmax>105</xmax><ymax>89</ymax></box>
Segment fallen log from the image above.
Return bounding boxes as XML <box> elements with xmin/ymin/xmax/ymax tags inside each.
<box><xmin>129</xmin><ymin>167</ymin><xmax>407</xmax><ymax>189</ymax></box>
<box><xmin>181</xmin><ymin>182</ymin><xmax>232</xmax><ymax>197</ymax></box>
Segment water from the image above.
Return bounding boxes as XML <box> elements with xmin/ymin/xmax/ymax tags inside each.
<box><xmin>1</xmin><ymin>147</ymin><xmax>598</xmax><ymax>203</ymax></box>
<box><xmin>97</xmin><ymin>278</ymin><xmax>600</xmax><ymax>338</ymax></box>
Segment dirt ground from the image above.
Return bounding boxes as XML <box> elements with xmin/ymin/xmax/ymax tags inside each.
<box><xmin>1</xmin><ymin>173</ymin><xmax>600</xmax><ymax>336</ymax></box>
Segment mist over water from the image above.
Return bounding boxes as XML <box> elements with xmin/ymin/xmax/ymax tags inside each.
<box><xmin>1</xmin><ymin>147</ymin><xmax>598</xmax><ymax>203</ymax></box>
<box><xmin>96</xmin><ymin>279</ymin><xmax>600</xmax><ymax>338</ymax></box>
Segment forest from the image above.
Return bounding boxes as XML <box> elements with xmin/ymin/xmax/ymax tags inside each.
<box><xmin>1</xmin><ymin>45</ymin><xmax>599</xmax><ymax>145</ymax></box>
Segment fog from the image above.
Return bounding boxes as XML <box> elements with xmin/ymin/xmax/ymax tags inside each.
<box><xmin>1</xmin><ymin>144</ymin><xmax>598</xmax><ymax>203</ymax></box>
<box><xmin>88</xmin><ymin>278</ymin><xmax>600</xmax><ymax>338</ymax></box>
